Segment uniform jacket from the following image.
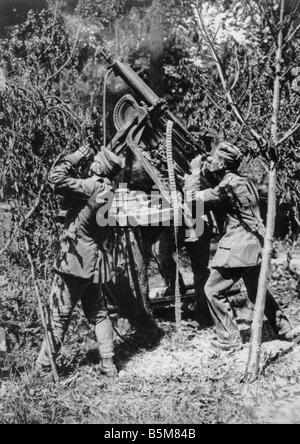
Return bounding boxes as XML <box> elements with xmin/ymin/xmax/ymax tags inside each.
<box><xmin>184</xmin><ymin>167</ymin><xmax>225</xmax><ymax>237</ymax></box>
<box><xmin>194</xmin><ymin>172</ymin><xmax>265</xmax><ymax>268</ymax></box>
<box><xmin>50</xmin><ymin>159</ymin><xmax>113</xmax><ymax>281</ymax></box>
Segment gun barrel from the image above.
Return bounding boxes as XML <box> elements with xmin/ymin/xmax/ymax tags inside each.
<box><xmin>111</xmin><ymin>60</ymin><xmax>160</xmax><ymax>107</ymax></box>
<box><xmin>106</xmin><ymin>55</ymin><xmax>199</xmax><ymax>165</ymax></box>
<box><xmin>111</xmin><ymin>60</ymin><xmax>195</xmax><ymax>143</ymax></box>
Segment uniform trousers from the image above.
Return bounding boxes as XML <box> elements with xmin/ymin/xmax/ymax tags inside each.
<box><xmin>37</xmin><ymin>274</ymin><xmax>113</xmax><ymax>368</ymax></box>
<box><xmin>205</xmin><ymin>265</ymin><xmax>292</xmax><ymax>344</ymax></box>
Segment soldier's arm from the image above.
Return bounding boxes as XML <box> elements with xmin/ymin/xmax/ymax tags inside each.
<box><xmin>50</xmin><ymin>148</ymin><xmax>95</xmax><ymax>198</ymax></box>
<box><xmin>185</xmin><ymin>156</ymin><xmax>219</xmax><ymax>196</ymax></box>
<box><xmin>187</xmin><ymin>182</ymin><xmax>232</xmax><ymax>212</ymax></box>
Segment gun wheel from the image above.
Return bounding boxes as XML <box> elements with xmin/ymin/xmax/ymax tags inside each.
<box><xmin>113</xmin><ymin>94</ymin><xmax>140</xmax><ymax>131</ymax></box>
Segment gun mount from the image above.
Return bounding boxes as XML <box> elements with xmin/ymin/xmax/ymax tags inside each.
<box><xmin>100</xmin><ymin>51</ymin><xmax>220</xmax><ymax>239</ymax></box>
<box><xmin>101</xmin><ymin>52</ymin><xmax>205</xmax><ymax>196</ymax></box>
<box><xmin>98</xmin><ymin>52</ymin><xmax>219</xmax><ymax>318</ymax></box>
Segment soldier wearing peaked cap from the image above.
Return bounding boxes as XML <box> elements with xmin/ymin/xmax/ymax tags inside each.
<box><xmin>186</xmin><ymin>142</ymin><xmax>300</xmax><ymax>350</ymax></box>
<box><xmin>36</xmin><ymin>144</ymin><xmax>123</xmax><ymax>381</ymax></box>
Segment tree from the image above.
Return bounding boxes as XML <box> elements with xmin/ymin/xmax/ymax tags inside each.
<box><xmin>245</xmin><ymin>0</ymin><xmax>300</xmax><ymax>379</ymax></box>
<box><xmin>185</xmin><ymin>1</ymin><xmax>299</xmax><ymax>231</ymax></box>
<box><xmin>192</xmin><ymin>0</ymin><xmax>299</xmax><ymax>378</ymax></box>
<box><xmin>0</xmin><ymin>8</ymin><xmax>103</xmax><ymax>263</ymax></box>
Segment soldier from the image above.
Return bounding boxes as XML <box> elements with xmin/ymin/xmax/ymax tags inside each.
<box><xmin>186</xmin><ymin>142</ymin><xmax>300</xmax><ymax>350</ymax></box>
<box><xmin>151</xmin><ymin>226</ymin><xmax>212</xmax><ymax>324</ymax></box>
<box><xmin>36</xmin><ymin>144</ymin><xmax>123</xmax><ymax>381</ymax></box>
<box><xmin>120</xmin><ymin>149</ymin><xmax>216</xmax><ymax>326</ymax></box>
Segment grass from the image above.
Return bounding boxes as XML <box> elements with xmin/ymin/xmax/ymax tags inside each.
<box><xmin>0</xmin><ymin>247</ymin><xmax>300</xmax><ymax>424</ymax></box>
<box><xmin>0</xmin><ymin>324</ymin><xmax>256</xmax><ymax>424</ymax></box>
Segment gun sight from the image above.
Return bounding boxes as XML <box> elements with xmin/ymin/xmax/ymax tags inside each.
<box><xmin>99</xmin><ymin>49</ymin><xmax>114</xmax><ymax>65</ymax></box>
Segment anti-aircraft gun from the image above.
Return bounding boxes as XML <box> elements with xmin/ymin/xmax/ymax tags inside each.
<box><xmin>99</xmin><ymin>52</ymin><xmax>220</xmax><ymax>318</ymax></box>
<box><xmin>102</xmin><ymin>51</ymin><xmax>198</xmax><ymax>178</ymax></box>
<box><xmin>100</xmin><ymin>51</ymin><xmax>216</xmax><ymax>238</ymax></box>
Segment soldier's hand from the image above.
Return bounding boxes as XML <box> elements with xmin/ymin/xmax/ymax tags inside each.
<box><xmin>184</xmin><ymin>173</ymin><xmax>200</xmax><ymax>192</ymax></box>
<box><xmin>78</xmin><ymin>144</ymin><xmax>95</xmax><ymax>161</ymax></box>
<box><xmin>190</xmin><ymin>155</ymin><xmax>203</xmax><ymax>175</ymax></box>
<box><xmin>96</xmin><ymin>182</ymin><xmax>114</xmax><ymax>205</ymax></box>
<box><xmin>65</xmin><ymin>144</ymin><xmax>95</xmax><ymax>166</ymax></box>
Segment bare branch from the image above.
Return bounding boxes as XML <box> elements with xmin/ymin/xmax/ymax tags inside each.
<box><xmin>265</xmin><ymin>13</ymin><xmax>279</xmax><ymax>47</ymax></box>
<box><xmin>211</xmin><ymin>20</ymin><xmax>222</xmax><ymax>44</ymax></box>
<box><xmin>45</xmin><ymin>25</ymin><xmax>82</xmax><ymax>87</ymax></box>
<box><xmin>41</xmin><ymin>0</ymin><xmax>59</xmax><ymax>56</ymax></box>
<box><xmin>283</xmin><ymin>23</ymin><xmax>300</xmax><ymax>48</ymax></box>
<box><xmin>230</xmin><ymin>46</ymin><xmax>241</xmax><ymax>91</ymax></box>
<box><xmin>277</xmin><ymin>115</ymin><xmax>300</xmax><ymax>145</ymax></box>
<box><xmin>192</xmin><ymin>4</ymin><xmax>266</xmax><ymax>150</ymax></box>
<box><xmin>25</xmin><ymin>235</ymin><xmax>59</xmax><ymax>383</ymax></box>
<box><xmin>245</xmin><ymin>88</ymin><xmax>254</xmax><ymax>122</ymax></box>
<box><xmin>237</xmin><ymin>58</ymin><xmax>252</xmax><ymax>105</ymax></box>
<box><xmin>0</xmin><ymin>153</ymin><xmax>63</xmax><ymax>256</ymax></box>
<box><xmin>201</xmin><ymin>88</ymin><xmax>228</xmax><ymax>113</ymax></box>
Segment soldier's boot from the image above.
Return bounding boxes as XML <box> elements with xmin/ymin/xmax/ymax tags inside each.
<box><xmin>34</xmin><ymin>365</ymin><xmax>55</xmax><ymax>384</ymax></box>
<box><xmin>95</xmin><ymin>318</ymin><xmax>118</xmax><ymax>378</ymax></box>
<box><xmin>22</xmin><ymin>364</ymin><xmax>55</xmax><ymax>385</ymax></box>
<box><xmin>211</xmin><ymin>337</ymin><xmax>243</xmax><ymax>351</ymax></box>
<box><xmin>100</xmin><ymin>358</ymin><xmax>118</xmax><ymax>378</ymax></box>
<box><xmin>279</xmin><ymin>326</ymin><xmax>300</xmax><ymax>344</ymax></box>
<box><xmin>211</xmin><ymin>331</ymin><xmax>243</xmax><ymax>352</ymax></box>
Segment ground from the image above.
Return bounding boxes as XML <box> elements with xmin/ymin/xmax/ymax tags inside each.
<box><xmin>0</xmin><ymin>246</ymin><xmax>300</xmax><ymax>424</ymax></box>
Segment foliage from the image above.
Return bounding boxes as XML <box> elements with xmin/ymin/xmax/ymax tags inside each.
<box><xmin>0</xmin><ymin>1</ymin><xmax>300</xmax><ymax>420</ymax></box>
<box><xmin>0</xmin><ymin>8</ymin><xmax>107</xmax><ymax>271</ymax></box>
<box><xmin>176</xmin><ymin>0</ymin><xmax>300</xmax><ymax>236</ymax></box>
<box><xmin>0</xmin><ymin>0</ymin><xmax>299</xmax><ymax>258</ymax></box>
<box><xmin>0</xmin><ymin>1</ymin><xmax>300</xmax><ymax>425</ymax></box>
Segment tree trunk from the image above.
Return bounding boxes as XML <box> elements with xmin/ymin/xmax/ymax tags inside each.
<box><xmin>246</xmin><ymin>0</ymin><xmax>286</xmax><ymax>380</ymax></box>
<box><xmin>246</xmin><ymin>164</ymin><xmax>277</xmax><ymax>378</ymax></box>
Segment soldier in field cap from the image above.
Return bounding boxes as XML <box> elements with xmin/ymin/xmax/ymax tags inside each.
<box><xmin>186</xmin><ymin>141</ymin><xmax>300</xmax><ymax>350</ymax></box>
<box><xmin>36</xmin><ymin>144</ymin><xmax>123</xmax><ymax>381</ymax></box>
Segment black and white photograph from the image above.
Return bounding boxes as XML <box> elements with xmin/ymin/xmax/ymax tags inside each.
<box><xmin>0</xmin><ymin>0</ymin><xmax>299</xmax><ymax>426</ymax></box>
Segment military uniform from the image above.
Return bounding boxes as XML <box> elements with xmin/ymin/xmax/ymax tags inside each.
<box><xmin>191</xmin><ymin>171</ymin><xmax>293</xmax><ymax>346</ymax></box>
<box><xmin>152</xmin><ymin>226</ymin><xmax>212</xmax><ymax>320</ymax></box>
<box><xmin>37</xmin><ymin>148</ymin><xmax>121</xmax><ymax>374</ymax></box>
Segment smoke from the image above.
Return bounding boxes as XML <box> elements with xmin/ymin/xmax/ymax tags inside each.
<box><xmin>63</xmin><ymin>0</ymin><xmax>167</xmax><ymax>61</ymax></box>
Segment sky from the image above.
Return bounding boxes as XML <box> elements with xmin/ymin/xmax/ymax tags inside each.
<box><xmin>0</xmin><ymin>0</ymin><xmax>47</xmax><ymax>37</ymax></box>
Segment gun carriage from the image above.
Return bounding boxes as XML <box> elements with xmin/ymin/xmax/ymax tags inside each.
<box><xmin>99</xmin><ymin>52</ymin><xmax>218</xmax><ymax>313</ymax></box>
